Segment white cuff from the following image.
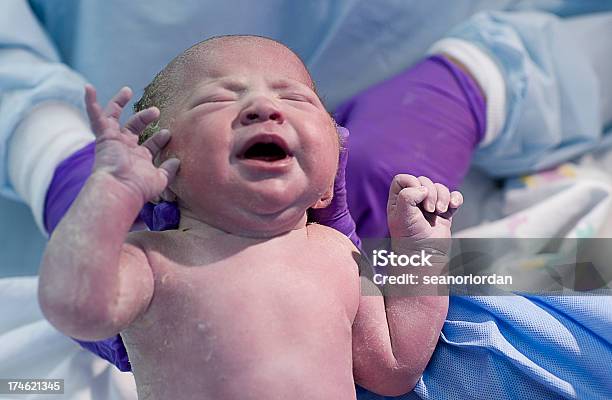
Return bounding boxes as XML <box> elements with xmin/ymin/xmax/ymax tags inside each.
<box><xmin>8</xmin><ymin>102</ymin><xmax>94</xmax><ymax>234</ymax></box>
<box><xmin>428</xmin><ymin>38</ymin><xmax>506</xmax><ymax>147</ymax></box>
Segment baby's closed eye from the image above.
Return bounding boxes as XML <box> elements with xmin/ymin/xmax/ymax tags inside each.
<box><xmin>190</xmin><ymin>92</ymin><xmax>238</xmax><ymax>108</ymax></box>
<box><xmin>201</xmin><ymin>95</ymin><xmax>237</xmax><ymax>103</ymax></box>
<box><xmin>281</xmin><ymin>93</ymin><xmax>310</xmax><ymax>101</ymax></box>
<box><xmin>279</xmin><ymin>92</ymin><xmax>319</xmax><ymax>108</ymax></box>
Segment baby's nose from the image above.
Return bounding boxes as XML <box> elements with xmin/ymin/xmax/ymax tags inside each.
<box><xmin>239</xmin><ymin>98</ymin><xmax>284</xmax><ymax>125</ymax></box>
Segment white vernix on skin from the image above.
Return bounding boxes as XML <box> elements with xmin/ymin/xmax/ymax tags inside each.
<box><xmin>428</xmin><ymin>38</ymin><xmax>506</xmax><ymax>147</ymax></box>
<box><xmin>8</xmin><ymin>101</ymin><xmax>94</xmax><ymax>234</ymax></box>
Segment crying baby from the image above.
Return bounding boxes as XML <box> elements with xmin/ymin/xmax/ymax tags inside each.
<box><xmin>39</xmin><ymin>35</ymin><xmax>462</xmax><ymax>400</ymax></box>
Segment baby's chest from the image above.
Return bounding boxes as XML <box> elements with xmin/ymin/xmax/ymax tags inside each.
<box><xmin>145</xmin><ymin>247</ymin><xmax>360</xmax><ymax>328</ymax></box>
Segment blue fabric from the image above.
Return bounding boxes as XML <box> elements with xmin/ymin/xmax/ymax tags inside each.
<box><xmin>448</xmin><ymin>11</ymin><xmax>612</xmax><ymax>177</ymax></box>
<box><xmin>357</xmin><ymin>295</ymin><xmax>612</xmax><ymax>399</ymax></box>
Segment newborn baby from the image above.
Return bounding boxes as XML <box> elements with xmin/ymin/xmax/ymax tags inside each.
<box><xmin>38</xmin><ymin>36</ymin><xmax>462</xmax><ymax>399</ymax></box>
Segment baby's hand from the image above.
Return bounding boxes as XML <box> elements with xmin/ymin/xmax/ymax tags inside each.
<box><xmin>85</xmin><ymin>85</ymin><xmax>179</xmax><ymax>204</ymax></box>
<box><xmin>387</xmin><ymin>174</ymin><xmax>462</xmax><ymax>241</ymax></box>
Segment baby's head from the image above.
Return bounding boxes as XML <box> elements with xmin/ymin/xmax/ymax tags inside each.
<box><xmin>135</xmin><ymin>35</ymin><xmax>339</xmax><ymax>237</ymax></box>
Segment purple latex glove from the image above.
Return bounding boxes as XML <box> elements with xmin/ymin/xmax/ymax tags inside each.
<box><xmin>335</xmin><ymin>54</ymin><xmax>486</xmax><ymax>238</ymax></box>
<box><xmin>44</xmin><ymin>141</ymin><xmax>95</xmax><ymax>233</ymax></box>
<box><xmin>139</xmin><ymin>201</ymin><xmax>180</xmax><ymax>231</ymax></box>
<box><xmin>308</xmin><ymin>126</ymin><xmax>361</xmax><ymax>248</ymax></box>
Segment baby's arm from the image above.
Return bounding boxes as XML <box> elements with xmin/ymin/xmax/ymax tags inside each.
<box><xmin>38</xmin><ymin>86</ymin><xmax>179</xmax><ymax>341</ymax></box>
<box><xmin>352</xmin><ymin>175</ymin><xmax>462</xmax><ymax>396</ymax></box>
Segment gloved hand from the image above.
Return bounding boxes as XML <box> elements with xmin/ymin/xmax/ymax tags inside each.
<box><xmin>335</xmin><ymin>54</ymin><xmax>486</xmax><ymax>238</ymax></box>
<box><xmin>138</xmin><ymin>201</ymin><xmax>180</xmax><ymax>231</ymax></box>
<box><xmin>307</xmin><ymin>126</ymin><xmax>360</xmax><ymax>248</ymax></box>
<box><xmin>44</xmin><ymin>141</ymin><xmax>96</xmax><ymax>233</ymax></box>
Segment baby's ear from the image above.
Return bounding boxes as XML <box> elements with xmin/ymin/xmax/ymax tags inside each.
<box><xmin>310</xmin><ymin>183</ymin><xmax>334</xmax><ymax>209</ymax></box>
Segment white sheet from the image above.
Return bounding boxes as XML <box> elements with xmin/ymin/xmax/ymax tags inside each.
<box><xmin>0</xmin><ymin>277</ymin><xmax>137</xmax><ymax>400</ymax></box>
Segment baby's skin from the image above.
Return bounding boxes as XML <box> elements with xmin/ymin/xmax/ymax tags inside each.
<box><xmin>38</xmin><ymin>37</ymin><xmax>463</xmax><ymax>399</ymax></box>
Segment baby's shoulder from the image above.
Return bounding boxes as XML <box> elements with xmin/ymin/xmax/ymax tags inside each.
<box><xmin>305</xmin><ymin>223</ymin><xmax>359</xmax><ymax>254</ymax></box>
<box><xmin>305</xmin><ymin>223</ymin><xmax>364</xmax><ymax>286</ymax></box>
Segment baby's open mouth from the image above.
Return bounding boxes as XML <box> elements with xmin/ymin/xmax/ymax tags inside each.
<box><xmin>238</xmin><ymin>134</ymin><xmax>293</xmax><ymax>162</ymax></box>
<box><xmin>244</xmin><ymin>142</ymin><xmax>288</xmax><ymax>161</ymax></box>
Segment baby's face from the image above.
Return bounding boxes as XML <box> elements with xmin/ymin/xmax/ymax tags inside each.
<box><xmin>165</xmin><ymin>41</ymin><xmax>339</xmax><ymax>236</ymax></box>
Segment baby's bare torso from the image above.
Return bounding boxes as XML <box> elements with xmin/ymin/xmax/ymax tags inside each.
<box><xmin>121</xmin><ymin>224</ymin><xmax>361</xmax><ymax>400</ymax></box>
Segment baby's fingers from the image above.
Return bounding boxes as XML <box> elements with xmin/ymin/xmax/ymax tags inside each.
<box><xmin>104</xmin><ymin>87</ymin><xmax>132</xmax><ymax>121</ymax></box>
<box><xmin>85</xmin><ymin>84</ymin><xmax>108</xmax><ymax>136</ymax></box>
<box><xmin>389</xmin><ymin>174</ymin><xmax>420</xmax><ymax>199</ymax></box>
<box><xmin>158</xmin><ymin>158</ymin><xmax>180</xmax><ymax>184</ymax></box>
<box><xmin>141</xmin><ymin>129</ymin><xmax>171</xmax><ymax>158</ymax></box>
<box><xmin>450</xmin><ymin>191</ymin><xmax>463</xmax><ymax>210</ymax></box>
<box><xmin>438</xmin><ymin>191</ymin><xmax>463</xmax><ymax>220</ymax></box>
<box><xmin>417</xmin><ymin>176</ymin><xmax>437</xmax><ymax>213</ymax></box>
<box><xmin>147</xmin><ymin>158</ymin><xmax>179</xmax><ymax>204</ymax></box>
<box><xmin>434</xmin><ymin>183</ymin><xmax>450</xmax><ymax>213</ymax></box>
<box><xmin>398</xmin><ymin>186</ymin><xmax>429</xmax><ymax>208</ymax></box>
<box><xmin>125</xmin><ymin>107</ymin><xmax>160</xmax><ymax>137</ymax></box>
<box><xmin>390</xmin><ymin>186</ymin><xmax>429</xmax><ymax>230</ymax></box>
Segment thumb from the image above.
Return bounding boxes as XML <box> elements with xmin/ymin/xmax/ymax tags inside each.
<box><xmin>396</xmin><ymin>186</ymin><xmax>428</xmax><ymax>215</ymax></box>
<box><xmin>388</xmin><ymin>186</ymin><xmax>429</xmax><ymax>237</ymax></box>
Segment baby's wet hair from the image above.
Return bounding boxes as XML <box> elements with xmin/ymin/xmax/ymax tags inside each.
<box><xmin>134</xmin><ymin>35</ymin><xmax>323</xmax><ymax>144</ymax></box>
